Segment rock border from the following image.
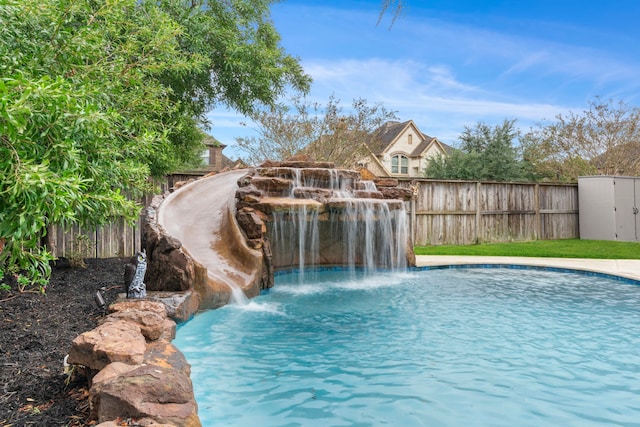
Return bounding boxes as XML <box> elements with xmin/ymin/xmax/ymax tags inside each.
<box><xmin>68</xmin><ymin>299</ymin><xmax>200</xmax><ymax>427</ymax></box>
<box><xmin>66</xmin><ymin>163</ymin><xmax>416</xmax><ymax>426</ymax></box>
<box><xmin>67</xmin><ymin>178</ymin><xmax>214</xmax><ymax>426</ymax></box>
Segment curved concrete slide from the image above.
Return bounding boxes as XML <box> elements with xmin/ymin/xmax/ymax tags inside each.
<box><xmin>157</xmin><ymin>170</ymin><xmax>262</xmax><ymax>307</ymax></box>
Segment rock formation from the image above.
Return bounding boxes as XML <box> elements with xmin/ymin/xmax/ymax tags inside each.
<box><xmin>68</xmin><ymin>300</ymin><xmax>200</xmax><ymax>427</ymax></box>
<box><xmin>69</xmin><ymin>161</ymin><xmax>416</xmax><ymax>426</ymax></box>
<box><xmin>234</xmin><ymin>160</ymin><xmax>416</xmax><ymax>284</ymax></box>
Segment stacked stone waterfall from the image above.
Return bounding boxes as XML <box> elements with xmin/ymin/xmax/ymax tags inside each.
<box><xmin>235</xmin><ymin>160</ymin><xmax>416</xmax><ymax>287</ymax></box>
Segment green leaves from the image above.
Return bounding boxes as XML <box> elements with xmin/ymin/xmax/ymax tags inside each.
<box><xmin>0</xmin><ymin>0</ymin><xmax>309</xmax><ymax>289</ymax></box>
<box><xmin>424</xmin><ymin>120</ymin><xmax>533</xmax><ymax>182</ymax></box>
<box><xmin>0</xmin><ymin>0</ymin><xmax>190</xmax><ymax>288</ymax></box>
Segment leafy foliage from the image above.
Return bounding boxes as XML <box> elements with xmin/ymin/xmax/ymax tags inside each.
<box><xmin>0</xmin><ymin>0</ymin><xmax>309</xmax><ymax>289</ymax></box>
<box><xmin>522</xmin><ymin>98</ymin><xmax>640</xmax><ymax>182</ymax></box>
<box><xmin>236</xmin><ymin>95</ymin><xmax>398</xmax><ymax>166</ymax></box>
<box><xmin>424</xmin><ymin>119</ymin><xmax>534</xmax><ymax>181</ymax></box>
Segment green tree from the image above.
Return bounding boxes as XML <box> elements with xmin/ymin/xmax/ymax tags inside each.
<box><xmin>424</xmin><ymin>119</ymin><xmax>533</xmax><ymax>181</ymax></box>
<box><xmin>522</xmin><ymin>98</ymin><xmax>640</xmax><ymax>182</ymax></box>
<box><xmin>156</xmin><ymin>0</ymin><xmax>311</xmax><ymax>119</ymax></box>
<box><xmin>0</xmin><ymin>0</ymin><xmax>309</xmax><ymax>289</ymax></box>
<box><xmin>236</xmin><ymin>95</ymin><xmax>398</xmax><ymax>167</ymax></box>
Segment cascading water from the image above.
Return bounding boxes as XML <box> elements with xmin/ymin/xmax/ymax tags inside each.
<box><xmin>361</xmin><ymin>180</ymin><xmax>377</xmax><ymax>191</ymax></box>
<box><xmin>331</xmin><ymin>198</ymin><xmax>407</xmax><ymax>275</ymax></box>
<box><xmin>270</xmin><ymin>203</ymin><xmax>320</xmax><ymax>283</ymax></box>
<box><xmin>264</xmin><ymin>166</ymin><xmax>409</xmax><ymax>278</ymax></box>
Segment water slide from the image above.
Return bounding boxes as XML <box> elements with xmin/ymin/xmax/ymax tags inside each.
<box><xmin>156</xmin><ymin>169</ymin><xmax>262</xmax><ymax>304</ymax></box>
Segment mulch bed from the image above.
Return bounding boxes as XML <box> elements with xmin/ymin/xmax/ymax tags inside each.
<box><xmin>1</xmin><ymin>258</ymin><xmax>126</xmax><ymax>427</ymax></box>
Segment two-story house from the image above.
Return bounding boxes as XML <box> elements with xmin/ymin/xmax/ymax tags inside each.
<box><xmin>359</xmin><ymin>120</ymin><xmax>453</xmax><ymax>178</ymax></box>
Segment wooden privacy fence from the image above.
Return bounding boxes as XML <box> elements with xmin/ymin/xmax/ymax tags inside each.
<box><xmin>48</xmin><ymin>218</ymin><xmax>143</xmax><ymax>259</ymax></box>
<box><xmin>399</xmin><ymin>178</ymin><xmax>579</xmax><ymax>246</ymax></box>
<box><xmin>48</xmin><ymin>175</ymin><xmax>579</xmax><ymax>259</ymax></box>
<box><xmin>47</xmin><ymin>172</ymin><xmax>213</xmax><ymax>259</ymax></box>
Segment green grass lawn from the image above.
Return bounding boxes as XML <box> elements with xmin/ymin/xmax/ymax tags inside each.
<box><xmin>414</xmin><ymin>239</ymin><xmax>640</xmax><ymax>259</ymax></box>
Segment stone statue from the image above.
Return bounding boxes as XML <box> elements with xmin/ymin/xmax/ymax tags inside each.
<box><xmin>124</xmin><ymin>251</ymin><xmax>147</xmax><ymax>298</ymax></box>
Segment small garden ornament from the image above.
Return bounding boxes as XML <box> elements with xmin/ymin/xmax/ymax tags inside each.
<box><xmin>124</xmin><ymin>251</ymin><xmax>147</xmax><ymax>298</ymax></box>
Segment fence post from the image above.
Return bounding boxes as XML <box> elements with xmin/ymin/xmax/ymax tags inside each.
<box><xmin>410</xmin><ymin>196</ymin><xmax>416</xmax><ymax>245</ymax></box>
<box><xmin>47</xmin><ymin>224</ymin><xmax>58</xmax><ymax>258</ymax></box>
<box><xmin>534</xmin><ymin>183</ymin><xmax>541</xmax><ymax>240</ymax></box>
<box><xmin>475</xmin><ymin>181</ymin><xmax>482</xmax><ymax>243</ymax></box>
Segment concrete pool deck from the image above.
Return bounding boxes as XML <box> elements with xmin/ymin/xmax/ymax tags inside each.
<box><xmin>415</xmin><ymin>255</ymin><xmax>640</xmax><ymax>282</ymax></box>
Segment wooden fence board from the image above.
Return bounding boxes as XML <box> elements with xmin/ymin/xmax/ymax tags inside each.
<box><xmin>48</xmin><ymin>217</ymin><xmax>143</xmax><ymax>260</ymax></box>
<box><xmin>400</xmin><ymin>179</ymin><xmax>578</xmax><ymax>246</ymax></box>
<box><xmin>49</xmin><ymin>175</ymin><xmax>579</xmax><ymax>258</ymax></box>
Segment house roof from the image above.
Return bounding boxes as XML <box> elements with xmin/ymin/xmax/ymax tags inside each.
<box><xmin>411</xmin><ymin>134</ymin><xmax>455</xmax><ymax>158</ymax></box>
<box><xmin>367</xmin><ymin>120</ymin><xmax>454</xmax><ymax>158</ymax></box>
<box><xmin>410</xmin><ymin>135</ymin><xmax>438</xmax><ymax>157</ymax></box>
<box><xmin>203</xmin><ymin>134</ymin><xmax>226</xmax><ymax>149</ymax></box>
<box><xmin>201</xmin><ymin>133</ymin><xmax>238</xmax><ymax>170</ymax></box>
<box><xmin>368</xmin><ymin>120</ymin><xmax>412</xmax><ymax>155</ymax></box>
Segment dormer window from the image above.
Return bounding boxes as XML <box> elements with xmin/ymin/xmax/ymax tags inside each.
<box><xmin>391</xmin><ymin>154</ymin><xmax>409</xmax><ymax>174</ymax></box>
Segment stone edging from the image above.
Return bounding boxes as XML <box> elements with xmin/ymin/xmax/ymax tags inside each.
<box><xmin>65</xmin><ymin>163</ymin><xmax>417</xmax><ymax>426</ymax></box>
<box><xmin>67</xmin><ymin>299</ymin><xmax>201</xmax><ymax>427</ymax></box>
<box><xmin>67</xmin><ymin>189</ymin><xmax>208</xmax><ymax>426</ymax></box>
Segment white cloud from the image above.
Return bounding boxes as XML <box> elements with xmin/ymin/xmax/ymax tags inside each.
<box><xmin>301</xmin><ymin>56</ymin><xmax>571</xmax><ymax>127</ymax></box>
<box><xmin>207</xmin><ymin>2</ymin><xmax>640</xmax><ymax>154</ymax></box>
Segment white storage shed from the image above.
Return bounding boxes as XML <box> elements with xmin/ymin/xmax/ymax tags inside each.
<box><xmin>578</xmin><ymin>176</ymin><xmax>640</xmax><ymax>242</ymax></box>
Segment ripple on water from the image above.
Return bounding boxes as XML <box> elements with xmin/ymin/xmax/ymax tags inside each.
<box><xmin>174</xmin><ymin>269</ymin><xmax>640</xmax><ymax>427</ymax></box>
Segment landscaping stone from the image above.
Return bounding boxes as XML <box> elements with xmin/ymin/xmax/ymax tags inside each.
<box><xmin>353</xmin><ymin>189</ymin><xmax>384</xmax><ymax>199</ymax></box>
<box><xmin>95</xmin><ymin>420</ymin><xmax>177</xmax><ymax>427</ymax></box>
<box><xmin>90</xmin><ymin>362</ymin><xmax>198</xmax><ymax>426</ymax></box>
<box><xmin>250</xmin><ymin>176</ymin><xmax>292</xmax><ymax>195</ymax></box>
<box><xmin>378</xmin><ymin>186</ymin><xmax>414</xmax><ymax>200</ymax></box>
<box><xmin>373</xmin><ymin>177</ymin><xmax>399</xmax><ymax>187</ymax></box>
<box><xmin>101</xmin><ymin>309</ymin><xmax>166</xmax><ymax>341</ymax></box>
<box><xmin>146</xmin><ymin>290</ymin><xmax>200</xmax><ymax>323</ymax></box>
<box><xmin>68</xmin><ymin>320</ymin><xmax>146</xmax><ymax>371</ymax></box>
<box><xmin>160</xmin><ymin>318</ymin><xmax>177</xmax><ymax>341</ymax></box>
<box><xmin>109</xmin><ymin>300</ymin><xmax>167</xmax><ymax>317</ymax></box>
<box><xmin>236</xmin><ymin>207</ymin><xmax>266</xmax><ymax>240</ymax></box>
<box><xmin>67</xmin><ymin>289</ymin><xmax>200</xmax><ymax>426</ymax></box>
<box><xmin>145</xmin><ymin>238</ymin><xmax>195</xmax><ymax>293</ymax></box>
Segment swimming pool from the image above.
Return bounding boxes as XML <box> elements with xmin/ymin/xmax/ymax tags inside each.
<box><xmin>173</xmin><ymin>268</ymin><xmax>640</xmax><ymax>426</ymax></box>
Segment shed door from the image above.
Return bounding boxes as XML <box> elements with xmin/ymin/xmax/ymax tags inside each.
<box><xmin>635</xmin><ymin>178</ymin><xmax>640</xmax><ymax>241</ymax></box>
<box><xmin>613</xmin><ymin>178</ymin><xmax>636</xmax><ymax>241</ymax></box>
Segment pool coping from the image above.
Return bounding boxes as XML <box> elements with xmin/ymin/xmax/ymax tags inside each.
<box><xmin>415</xmin><ymin>255</ymin><xmax>640</xmax><ymax>283</ymax></box>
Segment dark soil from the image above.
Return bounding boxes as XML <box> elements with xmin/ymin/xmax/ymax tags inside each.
<box><xmin>1</xmin><ymin>258</ymin><xmax>126</xmax><ymax>427</ymax></box>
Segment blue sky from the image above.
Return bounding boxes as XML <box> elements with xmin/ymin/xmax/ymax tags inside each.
<box><xmin>208</xmin><ymin>0</ymin><xmax>640</xmax><ymax>158</ymax></box>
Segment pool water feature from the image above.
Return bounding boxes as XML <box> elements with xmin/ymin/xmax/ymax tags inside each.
<box><xmin>174</xmin><ymin>268</ymin><xmax>640</xmax><ymax>426</ymax></box>
<box><xmin>236</xmin><ymin>162</ymin><xmax>414</xmax><ymax>288</ymax></box>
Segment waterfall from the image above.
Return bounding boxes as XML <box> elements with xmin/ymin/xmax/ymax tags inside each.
<box><xmin>332</xmin><ymin>198</ymin><xmax>407</xmax><ymax>276</ymax></box>
<box><xmin>290</xmin><ymin>168</ymin><xmax>302</xmax><ymax>196</ymax></box>
<box><xmin>361</xmin><ymin>180</ymin><xmax>377</xmax><ymax>191</ymax></box>
<box><xmin>269</xmin><ymin>203</ymin><xmax>320</xmax><ymax>283</ymax></box>
<box><xmin>264</xmin><ymin>166</ymin><xmax>410</xmax><ymax>278</ymax></box>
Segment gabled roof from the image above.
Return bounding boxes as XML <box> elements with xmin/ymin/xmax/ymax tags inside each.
<box><xmin>367</xmin><ymin>120</ymin><xmax>413</xmax><ymax>155</ymax></box>
<box><xmin>410</xmin><ymin>135</ymin><xmax>435</xmax><ymax>157</ymax></box>
<box><xmin>361</xmin><ymin>151</ymin><xmax>392</xmax><ymax>177</ymax></box>
<box><xmin>203</xmin><ymin>133</ymin><xmax>237</xmax><ymax>171</ymax></box>
<box><xmin>410</xmin><ymin>134</ymin><xmax>455</xmax><ymax>158</ymax></box>
<box><xmin>367</xmin><ymin>120</ymin><xmax>454</xmax><ymax>158</ymax></box>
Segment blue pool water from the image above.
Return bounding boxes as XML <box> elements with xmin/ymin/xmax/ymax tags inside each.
<box><xmin>173</xmin><ymin>269</ymin><xmax>640</xmax><ymax>426</ymax></box>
